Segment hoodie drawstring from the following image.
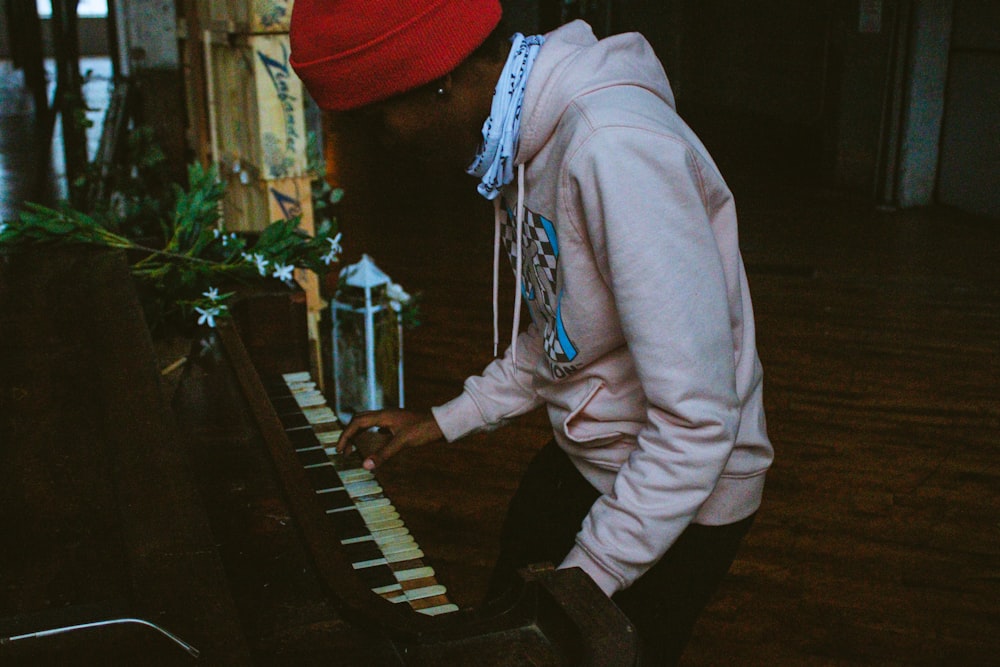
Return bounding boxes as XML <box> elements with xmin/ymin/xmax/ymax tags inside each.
<box><xmin>492</xmin><ymin>198</ymin><xmax>502</xmax><ymax>358</ymax></box>
<box><xmin>511</xmin><ymin>164</ymin><xmax>526</xmax><ymax>366</ymax></box>
<box><xmin>491</xmin><ymin>164</ymin><xmax>528</xmax><ymax>366</ymax></box>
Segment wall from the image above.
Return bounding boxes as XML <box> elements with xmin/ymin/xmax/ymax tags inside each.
<box><xmin>832</xmin><ymin>0</ymin><xmax>905</xmax><ymax>197</ymax></box>
<box><xmin>895</xmin><ymin>1</ymin><xmax>952</xmax><ymax>209</ymax></box>
<box><xmin>937</xmin><ymin>0</ymin><xmax>1000</xmax><ymax>219</ymax></box>
<box><xmin>0</xmin><ymin>10</ymin><xmax>8</xmax><ymax>58</ymax></box>
<box><xmin>604</xmin><ymin>1</ymin><xmax>840</xmax><ymax>194</ymax></box>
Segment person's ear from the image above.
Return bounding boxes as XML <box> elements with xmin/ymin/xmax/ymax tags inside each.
<box><xmin>434</xmin><ymin>73</ymin><xmax>453</xmax><ymax>98</ymax></box>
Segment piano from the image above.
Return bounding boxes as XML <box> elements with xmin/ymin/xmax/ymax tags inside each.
<box><xmin>0</xmin><ymin>247</ymin><xmax>639</xmax><ymax>665</ymax></box>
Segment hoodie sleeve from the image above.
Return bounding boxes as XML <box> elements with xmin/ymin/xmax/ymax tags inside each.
<box><xmin>559</xmin><ymin>124</ymin><xmax>741</xmax><ymax>596</ymax></box>
<box><xmin>431</xmin><ymin>323</ymin><xmax>546</xmax><ymax>441</ymax></box>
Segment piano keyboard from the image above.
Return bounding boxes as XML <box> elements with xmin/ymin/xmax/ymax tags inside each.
<box><xmin>262</xmin><ymin>371</ymin><xmax>459</xmax><ymax>617</ymax></box>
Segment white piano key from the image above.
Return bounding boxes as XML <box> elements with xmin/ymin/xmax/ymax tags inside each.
<box><xmin>315</xmin><ymin>431</ymin><xmax>341</xmax><ymax>445</ymax></box>
<box><xmin>338</xmin><ymin>526</ymin><xmax>408</xmax><ymax>546</ymax></box>
<box><xmin>336</xmin><ymin>468</ymin><xmax>374</xmax><ymax>484</ymax></box>
<box><xmin>355</xmin><ymin>497</ymin><xmax>392</xmax><ymax>512</ymax></box>
<box><xmin>352</xmin><ymin>557</ymin><xmax>389</xmax><ymax>570</ymax></box>
<box><xmin>375</xmin><ymin>532</ymin><xmax>416</xmax><ymax>548</ymax></box>
<box><xmin>354</xmin><ymin>496</ymin><xmax>396</xmax><ymax>514</ymax></box>
<box><xmin>303</xmin><ymin>461</ymin><xmax>335</xmax><ymax>470</ymax></box>
<box><xmin>370</xmin><ymin>526</ymin><xmax>410</xmax><ymax>542</ymax></box>
<box><xmin>400</xmin><ymin>585</ymin><xmax>448</xmax><ymax>602</ymax></box>
<box><xmin>294</xmin><ymin>393</ymin><xmax>326</xmax><ymax>408</ymax></box>
<box><xmin>345</xmin><ymin>480</ymin><xmax>382</xmax><ymax>498</ymax></box>
<box><xmin>364</xmin><ymin>517</ymin><xmax>405</xmax><ymax>532</ymax></box>
<box><xmin>372</xmin><ymin>583</ymin><xmax>403</xmax><ymax>595</ymax></box>
<box><xmin>359</xmin><ymin>508</ymin><xmax>399</xmax><ymax>524</ymax></box>
<box><xmin>378</xmin><ymin>537</ymin><xmax>419</xmax><ymax>556</ymax></box>
<box><xmin>393</xmin><ymin>566</ymin><xmax>436</xmax><ymax>582</ymax></box>
<box><xmin>303</xmin><ymin>406</ymin><xmax>338</xmax><ymax>423</ymax></box>
<box><xmin>325</xmin><ymin>505</ymin><xmax>358</xmax><ymax>514</ymax></box>
<box><xmin>385</xmin><ymin>547</ymin><xmax>423</xmax><ymax>563</ymax></box>
<box><xmin>282</xmin><ymin>371</ymin><xmax>312</xmax><ymax>383</ymax></box>
<box><xmin>417</xmin><ymin>603</ymin><xmax>460</xmax><ymax>616</ymax></box>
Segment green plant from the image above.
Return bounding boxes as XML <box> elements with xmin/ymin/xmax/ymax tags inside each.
<box><xmin>1</xmin><ymin>161</ymin><xmax>341</xmax><ymax>333</ymax></box>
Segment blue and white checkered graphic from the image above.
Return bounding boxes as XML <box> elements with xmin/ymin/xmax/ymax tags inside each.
<box><xmin>501</xmin><ymin>204</ymin><xmax>578</xmax><ymax>363</ymax></box>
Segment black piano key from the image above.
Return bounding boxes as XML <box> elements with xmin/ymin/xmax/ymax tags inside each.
<box><xmin>270</xmin><ymin>395</ymin><xmax>301</xmax><ymax>414</ymax></box>
<box><xmin>342</xmin><ymin>540</ymin><xmax>386</xmax><ymax>565</ymax></box>
<box><xmin>262</xmin><ymin>376</ymin><xmax>294</xmax><ymax>395</ymax></box>
<box><xmin>326</xmin><ymin>509</ymin><xmax>369</xmax><ymax>539</ymax></box>
<box><xmin>355</xmin><ymin>563</ymin><xmax>400</xmax><ymax>591</ymax></box>
<box><xmin>305</xmin><ymin>465</ymin><xmax>343</xmax><ymax>491</ymax></box>
<box><xmin>279</xmin><ymin>412</ymin><xmax>310</xmax><ymax>429</ymax></box>
<box><xmin>296</xmin><ymin>447</ymin><xmax>329</xmax><ymax>467</ymax></box>
<box><xmin>313</xmin><ymin>488</ymin><xmax>352</xmax><ymax>512</ymax></box>
<box><xmin>285</xmin><ymin>429</ymin><xmax>321</xmax><ymax>450</ymax></box>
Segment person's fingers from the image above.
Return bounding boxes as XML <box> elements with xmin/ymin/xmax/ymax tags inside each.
<box><xmin>363</xmin><ymin>435</ymin><xmax>406</xmax><ymax>470</ymax></box>
<box><xmin>363</xmin><ymin>417</ymin><xmax>442</xmax><ymax>469</ymax></box>
<box><xmin>336</xmin><ymin>411</ymin><xmax>382</xmax><ymax>454</ymax></box>
<box><xmin>338</xmin><ymin>410</ymin><xmax>442</xmax><ymax>469</ymax></box>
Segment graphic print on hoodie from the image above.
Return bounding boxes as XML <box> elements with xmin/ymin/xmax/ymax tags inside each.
<box><xmin>501</xmin><ymin>201</ymin><xmax>579</xmax><ymax>369</ymax></box>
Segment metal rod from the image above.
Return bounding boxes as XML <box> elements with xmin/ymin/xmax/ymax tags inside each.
<box><xmin>1</xmin><ymin>617</ymin><xmax>200</xmax><ymax>659</ymax></box>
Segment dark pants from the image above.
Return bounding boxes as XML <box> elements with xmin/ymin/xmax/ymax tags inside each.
<box><xmin>488</xmin><ymin>441</ymin><xmax>755</xmax><ymax>666</ymax></box>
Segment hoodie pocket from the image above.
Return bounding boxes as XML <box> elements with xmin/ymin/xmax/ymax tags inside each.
<box><xmin>561</xmin><ymin>380</ymin><xmax>628</xmax><ymax>446</ymax></box>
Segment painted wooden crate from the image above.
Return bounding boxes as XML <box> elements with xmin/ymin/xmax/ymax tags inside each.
<box><xmin>202</xmin><ymin>0</ymin><xmax>294</xmax><ymax>33</ymax></box>
<box><xmin>210</xmin><ymin>32</ymin><xmax>309</xmax><ymax>182</ymax></box>
<box><xmin>222</xmin><ymin>172</ymin><xmax>314</xmax><ymax>233</ymax></box>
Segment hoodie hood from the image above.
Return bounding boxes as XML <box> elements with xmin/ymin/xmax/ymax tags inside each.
<box><xmin>492</xmin><ymin>21</ymin><xmax>678</xmax><ymax>363</ymax></box>
<box><xmin>518</xmin><ymin>21</ymin><xmax>676</xmax><ymax>166</ymax></box>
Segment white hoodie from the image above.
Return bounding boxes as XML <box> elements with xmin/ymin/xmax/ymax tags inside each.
<box><xmin>432</xmin><ymin>21</ymin><xmax>773</xmax><ymax>596</ymax></box>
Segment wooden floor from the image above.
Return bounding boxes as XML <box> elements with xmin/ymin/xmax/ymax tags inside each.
<box><xmin>3</xmin><ymin>61</ymin><xmax>998</xmax><ymax>665</ymax></box>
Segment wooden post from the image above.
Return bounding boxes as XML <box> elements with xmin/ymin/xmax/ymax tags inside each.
<box><xmin>50</xmin><ymin>0</ymin><xmax>88</xmax><ymax>206</ymax></box>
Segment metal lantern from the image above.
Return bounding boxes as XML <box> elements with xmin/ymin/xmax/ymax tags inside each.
<box><xmin>330</xmin><ymin>254</ymin><xmax>405</xmax><ymax>424</ymax></box>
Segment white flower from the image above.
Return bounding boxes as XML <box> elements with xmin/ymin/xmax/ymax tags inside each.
<box><xmin>213</xmin><ymin>228</ymin><xmax>221</xmax><ymax>238</ymax></box>
<box><xmin>0</xmin><ymin>222</ymin><xmax>8</xmax><ymax>235</ymax></box>
<box><xmin>321</xmin><ymin>234</ymin><xmax>343</xmax><ymax>266</ymax></box>
<box><xmin>272</xmin><ymin>263</ymin><xmax>295</xmax><ymax>282</ymax></box>
<box><xmin>326</xmin><ymin>232</ymin><xmax>343</xmax><ymax>255</ymax></box>
<box><xmin>252</xmin><ymin>253</ymin><xmax>269</xmax><ymax>276</ymax></box>
<box><xmin>202</xmin><ymin>286</ymin><xmax>220</xmax><ymax>301</ymax></box>
<box><xmin>195</xmin><ymin>306</ymin><xmax>221</xmax><ymax>328</ymax></box>
<box><xmin>198</xmin><ymin>337</ymin><xmax>215</xmax><ymax>355</ymax></box>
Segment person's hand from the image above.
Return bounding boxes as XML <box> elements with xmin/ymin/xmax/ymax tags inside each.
<box><xmin>336</xmin><ymin>409</ymin><xmax>444</xmax><ymax>471</ymax></box>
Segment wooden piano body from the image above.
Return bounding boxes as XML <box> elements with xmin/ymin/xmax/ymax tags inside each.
<box><xmin>0</xmin><ymin>247</ymin><xmax>639</xmax><ymax>665</ymax></box>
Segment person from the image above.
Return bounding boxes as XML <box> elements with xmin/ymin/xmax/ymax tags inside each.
<box><xmin>290</xmin><ymin>1</ymin><xmax>773</xmax><ymax>663</ymax></box>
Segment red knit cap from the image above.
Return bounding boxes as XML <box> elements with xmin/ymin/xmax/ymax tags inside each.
<box><xmin>290</xmin><ymin>0</ymin><xmax>503</xmax><ymax>111</ymax></box>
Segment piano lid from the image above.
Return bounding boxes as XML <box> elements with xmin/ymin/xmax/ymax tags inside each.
<box><xmin>0</xmin><ymin>247</ymin><xmax>252</xmax><ymax>664</ymax></box>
